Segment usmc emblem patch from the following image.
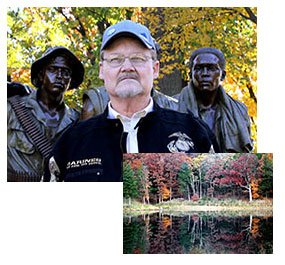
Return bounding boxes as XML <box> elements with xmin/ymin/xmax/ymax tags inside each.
<box><xmin>49</xmin><ymin>156</ymin><xmax>60</xmax><ymax>181</ymax></box>
<box><xmin>167</xmin><ymin>132</ymin><xmax>194</xmax><ymax>153</ymax></box>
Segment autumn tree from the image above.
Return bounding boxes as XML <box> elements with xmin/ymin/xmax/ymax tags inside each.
<box><xmin>139</xmin><ymin>154</ymin><xmax>165</xmax><ymax>203</ymax></box>
<box><xmin>162</xmin><ymin>153</ymin><xmax>186</xmax><ymax>201</ymax></box>
<box><xmin>204</xmin><ymin>156</ymin><xmax>226</xmax><ymax>198</ymax></box>
<box><xmin>219</xmin><ymin>154</ymin><xmax>264</xmax><ymax>202</ymax></box>
<box><xmin>195</xmin><ymin>154</ymin><xmax>229</xmax><ymax>198</ymax></box>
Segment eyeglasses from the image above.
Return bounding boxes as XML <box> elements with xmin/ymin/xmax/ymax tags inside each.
<box><xmin>102</xmin><ymin>53</ymin><xmax>153</xmax><ymax>67</ymax></box>
<box><xmin>46</xmin><ymin>66</ymin><xmax>72</xmax><ymax>78</ymax></box>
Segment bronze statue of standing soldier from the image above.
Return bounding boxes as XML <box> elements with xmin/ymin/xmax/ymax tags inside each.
<box><xmin>7</xmin><ymin>46</ymin><xmax>84</xmax><ymax>181</ymax></box>
<box><xmin>177</xmin><ymin>47</ymin><xmax>253</xmax><ymax>152</ymax></box>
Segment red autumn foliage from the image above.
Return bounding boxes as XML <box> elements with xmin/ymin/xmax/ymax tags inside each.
<box><xmin>191</xmin><ymin>193</ymin><xmax>199</xmax><ymax>202</ymax></box>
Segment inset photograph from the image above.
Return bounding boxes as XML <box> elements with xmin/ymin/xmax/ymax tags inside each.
<box><xmin>123</xmin><ymin>153</ymin><xmax>273</xmax><ymax>254</ymax></box>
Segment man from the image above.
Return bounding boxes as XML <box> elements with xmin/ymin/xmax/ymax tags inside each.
<box><xmin>47</xmin><ymin>20</ymin><xmax>219</xmax><ymax>182</ymax></box>
<box><xmin>80</xmin><ymin>39</ymin><xmax>178</xmax><ymax>121</ymax></box>
<box><xmin>7</xmin><ymin>46</ymin><xmax>84</xmax><ymax>181</ymax></box>
<box><xmin>178</xmin><ymin>47</ymin><xmax>253</xmax><ymax>152</ymax></box>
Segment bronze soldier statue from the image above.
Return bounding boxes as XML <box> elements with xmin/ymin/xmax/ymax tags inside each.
<box><xmin>177</xmin><ymin>47</ymin><xmax>253</xmax><ymax>152</ymax></box>
<box><xmin>7</xmin><ymin>46</ymin><xmax>84</xmax><ymax>181</ymax></box>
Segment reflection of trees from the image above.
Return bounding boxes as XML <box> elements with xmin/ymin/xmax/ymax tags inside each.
<box><xmin>123</xmin><ymin>215</ymin><xmax>150</xmax><ymax>254</ymax></box>
<box><xmin>256</xmin><ymin>217</ymin><xmax>273</xmax><ymax>253</ymax></box>
<box><xmin>178</xmin><ymin>215</ymin><xmax>205</xmax><ymax>252</ymax></box>
<box><xmin>123</xmin><ymin>213</ymin><xmax>273</xmax><ymax>254</ymax></box>
<box><xmin>148</xmin><ymin>213</ymin><xmax>184</xmax><ymax>254</ymax></box>
<box><xmin>204</xmin><ymin>216</ymin><xmax>250</xmax><ymax>253</ymax></box>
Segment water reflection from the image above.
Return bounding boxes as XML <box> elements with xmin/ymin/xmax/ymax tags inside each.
<box><xmin>123</xmin><ymin>212</ymin><xmax>273</xmax><ymax>254</ymax></box>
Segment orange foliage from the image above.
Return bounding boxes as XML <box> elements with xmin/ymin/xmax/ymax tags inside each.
<box><xmin>133</xmin><ymin>248</ymin><xmax>143</xmax><ymax>254</ymax></box>
<box><xmin>11</xmin><ymin>68</ymin><xmax>31</xmax><ymax>86</ymax></box>
<box><xmin>162</xmin><ymin>216</ymin><xmax>171</xmax><ymax>229</ymax></box>
<box><xmin>264</xmin><ymin>153</ymin><xmax>273</xmax><ymax>162</ymax></box>
<box><xmin>162</xmin><ymin>187</ymin><xmax>170</xmax><ymax>200</ymax></box>
<box><xmin>251</xmin><ymin>218</ymin><xmax>260</xmax><ymax>236</ymax></box>
<box><xmin>130</xmin><ymin>158</ymin><xmax>143</xmax><ymax>170</ymax></box>
<box><xmin>251</xmin><ymin>182</ymin><xmax>260</xmax><ymax>199</ymax></box>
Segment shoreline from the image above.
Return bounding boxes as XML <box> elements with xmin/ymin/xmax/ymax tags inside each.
<box><xmin>123</xmin><ymin>199</ymin><xmax>273</xmax><ymax>217</ymax></box>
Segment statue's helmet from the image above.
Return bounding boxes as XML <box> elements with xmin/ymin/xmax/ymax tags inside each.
<box><xmin>31</xmin><ymin>46</ymin><xmax>84</xmax><ymax>90</ymax></box>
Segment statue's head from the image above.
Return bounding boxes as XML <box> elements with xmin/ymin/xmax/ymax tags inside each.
<box><xmin>189</xmin><ymin>47</ymin><xmax>226</xmax><ymax>93</ymax></box>
<box><xmin>31</xmin><ymin>46</ymin><xmax>84</xmax><ymax>90</ymax></box>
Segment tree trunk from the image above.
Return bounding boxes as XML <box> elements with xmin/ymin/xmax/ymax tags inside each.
<box><xmin>249</xmin><ymin>187</ymin><xmax>253</xmax><ymax>203</ymax></box>
<box><xmin>187</xmin><ymin>184</ymin><xmax>191</xmax><ymax>201</ymax></box>
<box><xmin>146</xmin><ymin>190</ymin><xmax>149</xmax><ymax>204</ymax></box>
<box><xmin>249</xmin><ymin>215</ymin><xmax>253</xmax><ymax>230</ymax></box>
<box><xmin>191</xmin><ymin>182</ymin><xmax>196</xmax><ymax>196</ymax></box>
<box><xmin>199</xmin><ymin>171</ymin><xmax>202</xmax><ymax>198</ymax></box>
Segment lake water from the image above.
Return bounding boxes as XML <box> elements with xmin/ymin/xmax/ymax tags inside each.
<box><xmin>123</xmin><ymin>212</ymin><xmax>273</xmax><ymax>254</ymax></box>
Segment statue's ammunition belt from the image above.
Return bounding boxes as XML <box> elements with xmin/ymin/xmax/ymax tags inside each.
<box><xmin>7</xmin><ymin>169</ymin><xmax>42</xmax><ymax>182</ymax></box>
<box><xmin>8</xmin><ymin>95</ymin><xmax>53</xmax><ymax>159</ymax></box>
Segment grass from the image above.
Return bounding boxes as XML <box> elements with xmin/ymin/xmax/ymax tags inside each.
<box><xmin>124</xmin><ymin>199</ymin><xmax>159</xmax><ymax>211</ymax></box>
<box><xmin>123</xmin><ymin>198</ymin><xmax>273</xmax><ymax>217</ymax></box>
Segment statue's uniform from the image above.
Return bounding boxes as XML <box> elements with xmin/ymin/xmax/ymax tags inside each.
<box><xmin>178</xmin><ymin>82</ymin><xmax>253</xmax><ymax>152</ymax></box>
<box><xmin>8</xmin><ymin>90</ymin><xmax>79</xmax><ymax>181</ymax></box>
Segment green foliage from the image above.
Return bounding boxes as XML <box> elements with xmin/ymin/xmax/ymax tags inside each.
<box><xmin>141</xmin><ymin>7</ymin><xmax>257</xmax><ymax>149</ymax></box>
<box><xmin>259</xmin><ymin>155</ymin><xmax>273</xmax><ymax>198</ymax></box>
<box><xmin>7</xmin><ymin>7</ymin><xmax>135</xmax><ymax>109</ymax></box>
<box><xmin>123</xmin><ymin>220</ymin><xmax>144</xmax><ymax>254</ymax></box>
<box><xmin>177</xmin><ymin>162</ymin><xmax>191</xmax><ymax>195</ymax></box>
<box><xmin>135</xmin><ymin>163</ymin><xmax>148</xmax><ymax>201</ymax></box>
<box><xmin>123</xmin><ymin>162</ymin><xmax>138</xmax><ymax>200</ymax></box>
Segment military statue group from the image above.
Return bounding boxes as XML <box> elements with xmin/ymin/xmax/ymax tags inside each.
<box><xmin>7</xmin><ymin>20</ymin><xmax>253</xmax><ymax>182</ymax></box>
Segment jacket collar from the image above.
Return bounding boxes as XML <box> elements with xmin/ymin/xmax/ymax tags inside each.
<box><xmin>99</xmin><ymin>98</ymin><xmax>161</xmax><ymax>126</ymax></box>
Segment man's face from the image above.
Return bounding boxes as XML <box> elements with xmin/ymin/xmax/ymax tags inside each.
<box><xmin>192</xmin><ymin>53</ymin><xmax>224</xmax><ymax>92</ymax></box>
<box><xmin>99</xmin><ymin>37</ymin><xmax>159</xmax><ymax>99</ymax></box>
<box><xmin>41</xmin><ymin>55</ymin><xmax>72</xmax><ymax>96</ymax></box>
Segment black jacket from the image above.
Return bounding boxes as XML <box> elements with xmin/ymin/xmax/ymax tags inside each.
<box><xmin>46</xmin><ymin>103</ymin><xmax>220</xmax><ymax>182</ymax></box>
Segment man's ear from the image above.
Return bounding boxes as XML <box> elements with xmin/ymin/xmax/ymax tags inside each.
<box><xmin>99</xmin><ymin>61</ymin><xmax>104</xmax><ymax>80</ymax></box>
<box><xmin>221</xmin><ymin>70</ymin><xmax>226</xmax><ymax>81</ymax></box>
<box><xmin>153</xmin><ymin>61</ymin><xmax>160</xmax><ymax>79</ymax></box>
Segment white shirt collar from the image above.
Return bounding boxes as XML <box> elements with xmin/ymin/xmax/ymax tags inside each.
<box><xmin>107</xmin><ymin>97</ymin><xmax>154</xmax><ymax>120</ymax></box>
<box><xmin>107</xmin><ymin>98</ymin><xmax>154</xmax><ymax>153</ymax></box>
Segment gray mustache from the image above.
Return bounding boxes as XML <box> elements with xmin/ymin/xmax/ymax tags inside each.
<box><xmin>117</xmin><ymin>73</ymin><xmax>139</xmax><ymax>83</ymax></box>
